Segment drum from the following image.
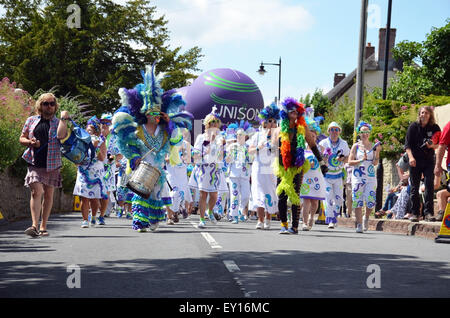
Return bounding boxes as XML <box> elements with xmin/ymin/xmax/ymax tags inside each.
<box><xmin>127</xmin><ymin>161</ymin><xmax>161</xmax><ymax>199</ymax></box>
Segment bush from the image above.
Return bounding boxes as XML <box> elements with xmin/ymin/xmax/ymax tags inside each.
<box><xmin>0</xmin><ymin>77</ymin><xmax>34</xmax><ymax>171</ymax></box>
<box><xmin>61</xmin><ymin>157</ymin><xmax>78</xmax><ymax>194</ymax></box>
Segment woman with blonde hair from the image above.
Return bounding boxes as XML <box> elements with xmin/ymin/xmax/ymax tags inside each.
<box><xmin>405</xmin><ymin>106</ymin><xmax>441</xmax><ymax>222</ymax></box>
<box><xmin>19</xmin><ymin>93</ymin><xmax>69</xmax><ymax>237</ymax></box>
<box><xmin>188</xmin><ymin>106</ymin><xmax>226</xmax><ymax>228</ymax></box>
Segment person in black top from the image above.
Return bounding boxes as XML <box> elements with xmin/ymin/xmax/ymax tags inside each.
<box><xmin>404</xmin><ymin>106</ymin><xmax>441</xmax><ymax>222</ymax></box>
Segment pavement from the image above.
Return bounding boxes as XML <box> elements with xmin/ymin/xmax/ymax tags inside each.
<box><xmin>334</xmin><ymin>216</ymin><xmax>443</xmax><ymax>240</ymax></box>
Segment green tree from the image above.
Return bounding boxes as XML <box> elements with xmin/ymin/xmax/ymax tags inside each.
<box><xmin>388</xmin><ymin>19</ymin><xmax>450</xmax><ymax>103</ymax></box>
<box><xmin>0</xmin><ymin>0</ymin><xmax>203</xmax><ymax>115</ymax></box>
<box><xmin>299</xmin><ymin>88</ymin><xmax>332</xmax><ymax>118</ymax></box>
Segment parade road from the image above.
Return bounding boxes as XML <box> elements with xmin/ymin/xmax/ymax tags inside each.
<box><xmin>1</xmin><ymin>212</ymin><xmax>449</xmax><ymax>298</ymax></box>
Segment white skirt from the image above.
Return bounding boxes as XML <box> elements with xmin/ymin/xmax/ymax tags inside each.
<box><xmin>73</xmin><ymin>162</ymin><xmax>107</xmax><ymax>199</ymax></box>
<box><xmin>188</xmin><ymin>163</ymin><xmax>223</xmax><ymax>193</ymax></box>
<box><xmin>250</xmin><ymin>169</ymin><xmax>278</xmax><ymax>214</ymax></box>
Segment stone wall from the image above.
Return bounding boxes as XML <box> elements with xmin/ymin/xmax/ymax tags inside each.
<box><xmin>0</xmin><ymin>168</ymin><xmax>73</xmax><ymax>222</ymax></box>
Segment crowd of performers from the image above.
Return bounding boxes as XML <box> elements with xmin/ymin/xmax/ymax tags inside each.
<box><xmin>63</xmin><ymin>63</ymin><xmax>383</xmax><ymax>235</ymax></box>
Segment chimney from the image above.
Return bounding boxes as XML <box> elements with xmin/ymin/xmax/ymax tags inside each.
<box><xmin>378</xmin><ymin>28</ymin><xmax>397</xmax><ymax>67</ymax></box>
<box><xmin>334</xmin><ymin>73</ymin><xmax>346</xmax><ymax>87</ymax></box>
<box><xmin>365</xmin><ymin>42</ymin><xmax>375</xmax><ymax>60</ymax></box>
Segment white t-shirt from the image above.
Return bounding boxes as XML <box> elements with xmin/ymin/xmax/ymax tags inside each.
<box><xmin>193</xmin><ymin>133</ymin><xmax>225</xmax><ymax>164</ymax></box>
<box><xmin>248</xmin><ymin>130</ymin><xmax>276</xmax><ymax>175</ymax></box>
<box><xmin>319</xmin><ymin>137</ymin><xmax>350</xmax><ymax>179</ymax></box>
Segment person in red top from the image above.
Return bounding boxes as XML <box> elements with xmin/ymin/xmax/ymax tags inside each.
<box><xmin>434</xmin><ymin>120</ymin><xmax>450</xmax><ymax>221</ymax></box>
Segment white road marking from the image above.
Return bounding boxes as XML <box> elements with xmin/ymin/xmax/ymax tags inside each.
<box><xmin>223</xmin><ymin>260</ymin><xmax>240</xmax><ymax>272</ymax></box>
<box><xmin>200</xmin><ymin>232</ymin><xmax>222</xmax><ymax>249</ymax></box>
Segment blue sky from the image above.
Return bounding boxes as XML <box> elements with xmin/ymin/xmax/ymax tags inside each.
<box><xmin>149</xmin><ymin>0</ymin><xmax>449</xmax><ymax>105</ymax></box>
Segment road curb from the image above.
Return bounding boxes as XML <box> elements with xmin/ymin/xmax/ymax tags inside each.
<box><xmin>336</xmin><ymin>217</ymin><xmax>441</xmax><ymax>240</ymax></box>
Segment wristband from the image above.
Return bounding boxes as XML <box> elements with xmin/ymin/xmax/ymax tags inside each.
<box><xmin>311</xmin><ymin>145</ymin><xmax>323</xmax><ymax>162</ymax></box>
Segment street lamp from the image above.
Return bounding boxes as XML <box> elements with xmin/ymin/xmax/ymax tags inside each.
<box><xmin>257</xmin><ymin>57</ymin><xmax>282</xmax><ymax>104</ymax></box>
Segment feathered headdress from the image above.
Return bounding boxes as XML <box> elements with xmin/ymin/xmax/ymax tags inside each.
<box><xmin>111</xmin><ymin>63</ymin><xmax>194</xmax><ymax>168</ymax></box>
<box><xmin>225</xmin><ymin>123</ymin><xmax>239</xmax><ymax>141</ymax></box>
<box><xmin>87</xmin><ymin>115</ymin><xmax>101</xmax><ymax>133</ymax></box>
<box><xmin>304</xmin><ymin>107</ymin><xmax>321</xmax><ymax>134</ymax></box>
<box><xmin>356</xmin><ymin>120</ymin><xmax>372</xmax><ymax>133</ymax></box>
<box><xmin>100</xmin><ymin>113</ymin><xmax>113</xmax><ymax>125</ymax></box>
<box><xmin>258</xmin><ymin>102</ymin><xmax>280</xmax><ymax>122</ymax></box>
<box><xmin>236</xmin><ymin>120</ymin><xmax>255</xmax><ymax>137</ymax></box>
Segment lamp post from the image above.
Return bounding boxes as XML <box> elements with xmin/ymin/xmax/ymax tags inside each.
<box><xmin>257</xmin><ymin>57</ymin><xmax>281</xmax><ymax>104</ymax></box>
<box><xmin>377</xmin><ymin>0</ymin><xmax>393</xmax><ymax>212</ymax></box>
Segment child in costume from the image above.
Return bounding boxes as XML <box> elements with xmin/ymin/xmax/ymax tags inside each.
<box><xmin>72</xmin><ymin>115</ymin><xmax>108</xmax><ymax>228</ymax></box>
<box><xmin>112</xmin><ymin>64</ymin><xmax>193</xmax><ymax>232</ymax></box>
<box><xmin>318</xmin><ymin>122</ymin><xmax>350</xmax><ymax>229</ymax></box>
<box><xmin>248</xmin><ymin>103</ymin><xmax>280</xmax><ymax>230</ymax></box>
<box><xmin>188</xmin><ymin>106</ymin><xmax>225</xmax><ymax>228</ymax></box>
<box><xmin>213</xmin><ymin>129</ymin><xmax>230</xmax><ymax>221</ymax></box>
<box><xmin>225</xmin><ymin>121</ymin><xmax>253</xmax><ymax>224</ymax></box>
<box><xmin>300</xmin><ymin>107</ymin><xmax>326</xmax><ymax>231</ymax></box>
<box><xmin>99</xmin><ymin>113</ymin><xmax>122</xmax><ymax>221</ymax></box>
<box><xmin>165</xmin><ymin>128</ymin><xmax>193</xmax><ymax>224</ymax></box>
<box><xmin>348</xmin><ymin>121</ymin><xmax>381</xmax><ymax>232</ymax></box>
<box><xmin>273</xmin><ymin>98</ymin><xmax>328</xmax><ymax>234</ymax></box>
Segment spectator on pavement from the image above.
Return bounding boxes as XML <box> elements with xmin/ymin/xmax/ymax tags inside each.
<box><xmin>405</xmin><ymin>106</ymin><xmax>441</xmax><ymax>222</ymax></box>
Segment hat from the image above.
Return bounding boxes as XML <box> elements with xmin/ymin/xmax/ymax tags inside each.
<box><xmin>203</xmin><ymin>106</ymin><xmax>221</xmax><ymax>126</ymax></box>
<box><xmin>328</xmin><ymin>122</ymin><xmax>341</xmax><ymax>131</ymax></box>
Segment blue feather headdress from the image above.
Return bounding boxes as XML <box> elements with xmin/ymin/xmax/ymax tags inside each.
<box><xmin>305</xmin><ymin>107</ymin><xmax>321</xmax><ymax>133</ymax></box>
<box><xmin>356</xmin><ymin>120</ymin><xmax>372</xmax><ymax>133</ymax></box>
<box><xmin>87</xmin><ymin>115</ymin><xmax>101</xmax><ymax>133</ymax></box>
<box><xmin>258</xmin><ymin>102</ymin><xmax>280</xmax><ymax>122</ymax></box>
<box><xmin>111</xmin><ymin>63</ymin><xmax>194</xmax><ymax>168</ymax></box>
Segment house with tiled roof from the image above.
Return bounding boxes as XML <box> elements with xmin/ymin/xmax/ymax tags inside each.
<box><xmin>326</xmin><ymin>28</ymin><xmax>403</xmax><ymax>105</ymax></box>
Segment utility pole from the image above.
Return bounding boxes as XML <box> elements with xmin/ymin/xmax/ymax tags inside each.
<box><xmin>354</xmin><ymin>0</ymin><xmax>368</xmax><ymax>142</ymax></box>
<box><xmin>377</xmin><ymin>0</ymin><xmax>393</xmax><ymax>211</ymax></box>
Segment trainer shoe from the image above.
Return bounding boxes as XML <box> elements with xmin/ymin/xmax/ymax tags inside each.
<box><xmin>167</xmin><ymin>218</ymin><xmax>175</xmax><ymax>225</ymax></box>
<box><xmin>264</xmin><ymin>220</ymin><xmax>271</xmax><ymax>230</ymax></box>
<box><xmin>328</xmin><ymin>222</ymin><xmax>335</xmax><ymax>229</ymax></box>
<box><xmin>209</xmin><ymin>213</ymin><xmax>217</xmax><ymax>224</ymax></box>
<box><xmin>356</xmin><ymin>223</ymin><xmax>363</xmax><ymax>233</ymax></box>
<box><xmin>363</xmin><ymin>216</ymin><xmax>369</xmax><ymax>231</ymax></box>
<box><xmin>436</xmin><ymin>210</ymin><xmax>444</xmax><ymax>222</ymax></box>
<box><xmin>288</xmin><ymin>227</ymin><xmax>298</xmax><ymax>234</ymax></box>
<box><xmin>231</xmin><ymin>216</ymin><xmax>239</xmax><ymax>224</ymax></box>
<box><xmin>279</xmin><ymin>226</ymin><xmax>290</xmax><ymax>234</ymax></box>
<box><xmin>255</xmin><ymin>221</ymin><xmax>263</xmax><ymax>229</ymax></box>
<box><xmin>302</xmin><ymin>224</ymin><xmax>310</xmax><ymax>231</ymax></box>
<box><xmin>137</xmin><ymin>228</ymin><xmax>147</xmax><ymax>233</ymax></box>
<box><xmin>97</xmin><ymin>216</ymin><xmax>105</xmax><ymax>226</ymax></box>
<box><xmin>150</xmin><ymin>223</ymin><xmax>159</xmax><ymax>231</ymax></box>
<box><xmin>198</xmin><ymin>220</ymin><xmax>206</xmax><ymax>228</ymax></box>
<box><xmin>90</xmin><ymin>217</ymin><xmax>96</xmax><ymax>226</ymax></box>
<box><xmin>81</xmin><ymin>220</ymin><xmax>89</xmax><ymax>228</ymax></box>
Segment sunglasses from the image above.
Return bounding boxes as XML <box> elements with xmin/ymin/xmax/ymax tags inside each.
<box><xmin>42</xmin><ymin>101</ymin><xmax>56</xmax><ymax>107</ymax></box>
<box><xmin>148</xmin><ymin>112</ymin><xmax>161</xmax><ymax>117</ymax></box>
<box><xmin>329</xmin><ymin>128</ymin><xmax>340</xmax><ymax>132</ymax></box>
<box><xmin>266</xmin><ymin>119</ymin><xmax>277</xmax><ymax>123</ymax></box>
<box><xmin>360</xmin><ymin>131</ymin><xmax>370</xmax><ymax>134</ymax></box>
<box><xmin>209</xmin><ymin>119</ymin><xmax>220</xmax><ymax>124</ymax></box>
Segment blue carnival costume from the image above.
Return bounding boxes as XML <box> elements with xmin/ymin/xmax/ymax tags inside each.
<box><xmin>112</xmin><ymin>64</ymin><xmax>193</xmax><ymax>231</ymax></box>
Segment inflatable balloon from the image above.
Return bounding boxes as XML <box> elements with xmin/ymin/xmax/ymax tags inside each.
<box><xmin>182</xmin><ymin>68</ymin><xmax>264</xmax><ymax>128</ymax></box>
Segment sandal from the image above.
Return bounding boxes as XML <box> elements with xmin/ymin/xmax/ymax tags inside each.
<box><xmin>24</xmin><ymin>226</ymin><xmax>40</xmax><ymax>237</ymax></box>
<box><xmin>39</xmin><ymin>230</ymin><xmax>49</xmax><ymax>237</ymax></box>
<box><xmin>375</xmin><ymin>211</ymin><xmax>386</xmax><ymax>219</ymax></box>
